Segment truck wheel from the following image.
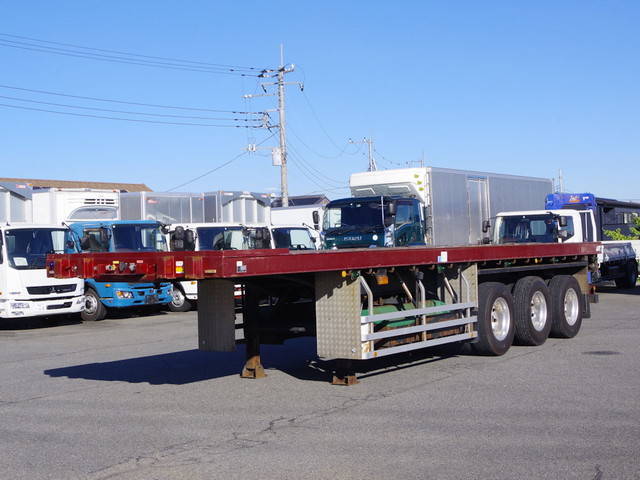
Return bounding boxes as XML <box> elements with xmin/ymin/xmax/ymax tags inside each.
<box><xmin>81</xmin><ymin>289</ymin><xmax>107</xmax><ymax>322</ymax></box>
<box><xmin>548</xmin><ymin>275</ymin><xmax>582</xmax><ymax>338</ymax></box>
<box><xmin>615</xmin><ymin>262</ymin><xmax>638</xmax><ymax>289</ymax></box>
<box><xmin>472</xmin><ymin>282</ymin><xmax>515</xmax><ymax>356</ymax></box>
<box><xmin>513</xmin><ymin>276</ymin><xmax>552</xmax><ymax>346</ymax></box>
<box><xmin>168</xmin><ymin>286</ymin><xmax>192</xmax><ymax>312</ymax></box>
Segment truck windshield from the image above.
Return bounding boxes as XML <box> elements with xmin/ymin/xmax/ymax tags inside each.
<box><xmin>196</xmin><ymin>226</ymin><xmax>271</xmax><ymax>250</ymax></box>
<box><xmin>5</xmin><ymin>228</ymin><xmax>74</xmax><ymax>270</ymax></box>
<box><xmin>496</xmin><ymin>215</ymin><xmax>560</xmax><ymax>244</ymax></box>
<box><xmin>112</xmin><ymin>224</ymin><xmax>168</xmax><ymax>252</ymax></box>
<box><xmin>271</xmin><ymin>228</ymin><xmax>315</xmax><ymax>250</ymax></box>
<box><xmin>323</xmin><ymin>200</ymin><xmax>385</xmax><ymax>232</ymax></box>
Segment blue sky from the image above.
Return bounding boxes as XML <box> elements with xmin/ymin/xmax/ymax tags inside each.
<box><xmin>1</xmin><ymin>1</ymin><xmax>638</xmax><ymax>200</ymax></box>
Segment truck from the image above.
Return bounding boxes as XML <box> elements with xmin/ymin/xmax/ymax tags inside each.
<box><xmin>322</xmin><ymin>167</ymin><xmax>552</xmax><ymax>249</ymax></box>
<box><xmin>545</xmin><ymin>192</ymin><xmax>640</xmax><ymax>261</ymax></box>
<box><xmin>48</xmin><ymin>237</ymin><xmax>598</xmax><ymax>384</ymax></box>
<box><xmin>164</xmin><ymin>223</ymin><xmax>317</xmax><ymax>312</ymax></box>
<box><xmin>32</xmin><ymin>188</ymin><xmax>120</xmax><ymax>224</ymax></box>
<box><xmin>1</xmin><ymin>223</ymin><xmax>84</xmax><ymax>320</ymax></box>
<box><xmin>120</xmin><ymin>190</ymin><xmax>272</xmax><ymax>224</ymax></box>
<box><xmin>491</xmin><ymin>208</ymin><xmax>638</xmax><ymax>288</ymax></box>
<box><xmin>68</xmin><ymin>220</ymin><xmax>173</xmax><ymax>321</ymax></box>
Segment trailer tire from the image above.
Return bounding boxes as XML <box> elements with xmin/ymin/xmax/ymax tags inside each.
<box><xmin>168</xmin><ymin>286</ymin><xmax>192</xmax><ymax>312</ymax></box>
<box><xmin>472</xmin><ymin>282</ymin><xmax>515</xmax><ymax>356</ymax></box>
<box><xmin>615</xmin><ymin>262</ymin><xmax>638</xmax><ymax>289</ymax></box>
<box><xmin>548</xmin><ymin>275</ymin><xmax>582</xmax><ymax>338</ymax></box>
<box><xmin>513</xmin><ymin>276</ymin><xmax>552</xmax><ymax>346</ymax></box>
<box><xmin>81</xmin><ymin>289</ymin><xmax>107</xmax><ymax>322</ymax></box>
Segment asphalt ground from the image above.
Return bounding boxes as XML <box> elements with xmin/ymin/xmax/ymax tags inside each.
<box><xmin>1</xmin><ymin>286</ymin><xmax>639</xmax><ymax>480</ymax></box>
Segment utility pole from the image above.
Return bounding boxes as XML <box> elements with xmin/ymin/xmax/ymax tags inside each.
<box><xmin>349</xmin><ymin>137</ymin><xmax>377</xmax><ymax>171</ymax></box>
<box><xmin>243</xmin><ymin>45</ymin><xmax>301</xmax><ymax>208</ymax></box>
<box><xmin>557</xmin><ymin>169</ymin><xmax>564</xmax><ymax>193</ymax></box>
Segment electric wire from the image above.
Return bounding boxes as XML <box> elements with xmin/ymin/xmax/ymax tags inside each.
<box><xmin>286</xmin><ymin>140</ymin><xmax>347</xmax><ymax>187</ymax></box>
<box><xmin>0</xmin><ymin>84</ymin><xmax>265</xmax><ymax>114</ymax></box>
<box><xmin>287</xmin><ymin>147</ymin><xmax>347</xmax><ymax>191</ymax></box>
<box><xmin>0</xmin><ymin>102</ymin><xmax>264</xmax><ymax>128</ymax></box>
<box><xmin>0</xmin><ymin>37</ymin><xmax>268</xmax><ymax>76</ymax></box>
<box><xmin>167</xmin><ymin>133</ymin><xmax>276</xmax><ymax>192</ymax></box>
<box><xmin>288</xmin><ymin>125</ymin><xmax>359</xmax><ymax>160</ymax></box>
<box><xmin>0</xmin><ymin>95</ymin><xmax>263</xmax><ymax>122</ymax></box>
<box><xmin>0</xmin><ymin>32</ymin><xmax>262</xmax><ymax>71</ymax></box>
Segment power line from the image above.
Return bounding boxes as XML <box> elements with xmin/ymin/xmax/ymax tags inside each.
<box><xmin>0</xmin><ymin>32</ymin><xmax>262</xmax><ymax>71</ymax></box>
<box><xmin>301</xmin><ymin>89</ymin><xmax>345</xmax><ymax>152</ymax></box>
<box><xmin>287</xmin><ymin>141</ymin><xmax>346</xmax><ymax>186</ymax></box>
<box><xmin>166</xmin><ymin>133</ymin><xmax>276</xmax><ymax>191</ymax></box>
<box><xmin>0</xmin><ymin>38</ymin><xmax>268</xmax><ymax>76</ymax></box>
<box><xmin>288</xmin><ymin>125</ymin><xmax>360</xmax><ymax>160</ymax></box>
<box><xmin>0</xmin><ymin>84</ymin><xmax>263</xmax><ymax>114</ymax></box>
<box><xmin>0</xmin><ymin>95</ymin><xmax>263</xmax><ymax>122</ymax></box>
<box><xmin>287</xmin><ymin>148</ymin><xmax>347</xmax><ymax>191</ymax></box>
<box><xmin>0</xmin><ymin>102</ymin><xmax>264</xmax><ymax>127</ymax></box>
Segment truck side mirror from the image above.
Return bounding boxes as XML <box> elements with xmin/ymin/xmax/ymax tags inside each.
<box><xmin>387</xmin><ymin>201</ymin><xmax>396</xmax><ymax>216</ymax></box>
<box><xmin>482</xmin><ymin>220</ymin><xmax>491</xmax><ymax>233</ymax></box>
<box><xmin>559</xmin><ymin>229</ymin><xmax>569</xmax><ymax>240</ymax></box>
<box><xmin>559</xmin><ymin>216</ymin><xmax>568</xmax><ymax>227</ymax></box>
<box><xmin>312</xmin><ymin>210</ymin><xmax>320</xmax><ymax>229</ymax></box>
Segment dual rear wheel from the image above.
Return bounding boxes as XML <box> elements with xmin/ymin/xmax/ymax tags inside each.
<box><xmin>473</xmin><ymin>275</ymin><xmax>582</xmax><ymax>356</ymax></box>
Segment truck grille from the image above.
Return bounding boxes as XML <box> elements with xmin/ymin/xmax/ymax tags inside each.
<box><xmin>47</xmin><ymin>302</ymin><xmax>73</xmax><ymax>310</ymax></box>
<box><xmin>27</xmin><ymin>284</ymin><xmax>77</xmax><ymax>295</ymax></box>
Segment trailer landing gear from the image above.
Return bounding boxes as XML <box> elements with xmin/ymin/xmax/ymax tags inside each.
<box><xmin>331</xmin><ymin>360</ymin><xmax>358</xmax><ymax>386</ymax></box>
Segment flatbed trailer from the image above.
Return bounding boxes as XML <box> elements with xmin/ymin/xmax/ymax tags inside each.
<box><xmin>47</xmin><ymin>242</ymin><xmax>599</xmax><ymax>384</ymax></box>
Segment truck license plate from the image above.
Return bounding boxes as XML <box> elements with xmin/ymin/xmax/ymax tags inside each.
<box><xmin>145</xmin><ymin>294</ymin><xmax>159</xmax><ymax>304</ymax></box>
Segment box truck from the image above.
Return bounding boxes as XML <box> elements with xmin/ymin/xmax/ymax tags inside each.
<box><xmin>322</xmin><ymin>167</ymin><xmax>552</xmax><ymax>249</ymax></box>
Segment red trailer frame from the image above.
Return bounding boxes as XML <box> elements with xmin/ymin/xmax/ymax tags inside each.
<box><xmin>48</xmin><ymin>242</ymin><xmax>599</xmax><ymax>384</ymax></box>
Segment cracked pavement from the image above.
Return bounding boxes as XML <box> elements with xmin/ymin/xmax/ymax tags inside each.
<box><xmin>1</xmin><ymin>287</ymin><xmax>639</xmax><ymax>479</ymax></box>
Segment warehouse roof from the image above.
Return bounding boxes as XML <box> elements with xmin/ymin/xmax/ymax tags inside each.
<box><xmin>0</xmin><ymin>177</ymin><xmax>152</xmax><ymax>192</ymax></box>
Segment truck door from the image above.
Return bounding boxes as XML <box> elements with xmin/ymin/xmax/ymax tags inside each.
<box><xmin>579</xmin><ymin>211</ymin><xmax>595</xmax><ymax>242</ymax></box>
<box><xmin>467</xmin><ymin>177</ymin><xmax>489</xmax><ymax>244</ymax></box>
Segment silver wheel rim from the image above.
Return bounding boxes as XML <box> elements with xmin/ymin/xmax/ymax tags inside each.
<box><xmin>85</xmin><ymin>294</ymin><xmax>98</xmax><ymax>315</ymax></box>
<box><xmin>564</xmin><ymin>288</ymin><xmax>579</xmax><ymax>326</ymax></box>
<box><xmin>171</xmin><ymin>289</ymin><xmax>185</xmax><ymax>307</ymax></box>
<box><xmin>530</xmin><ymin>291</ymin><xmax>548</xmax><ymax>331</ymax></box>
<box><xmin>491</xmin><ymin>297</ymin><xmax>511</xmax><ymax>341</ymax></box>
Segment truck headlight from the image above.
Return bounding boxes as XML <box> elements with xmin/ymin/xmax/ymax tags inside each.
<box><xmin>10</xmin><ymin>302</ymin><xmax>30</xmax><ymax>309</ymax></box>
<box><xmin>115</xmin><ymin>291</ymin><xmax>134</xmax><ymax>299</ymax></box>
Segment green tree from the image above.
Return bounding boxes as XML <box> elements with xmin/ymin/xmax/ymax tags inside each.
<box><xmin>603</xmin><ymin>215</ymin><xmax>640</xmax><ymax>240</ymax></box>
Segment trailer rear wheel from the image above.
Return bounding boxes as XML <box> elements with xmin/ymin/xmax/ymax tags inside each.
<box><xmin>168</xmin><ymin>286</ymin><xmax>192</xmax><ymax>312</ymax></box>
<box><xmin>548</xmin><ymin>275</ymin><xmax>582</xmax><ymax>338</ymax></box>
<box><xmin>615</xmin><ymin>262</ymin><xmax>638</xmax><ymax>289</ymax></box>
<box><xmin>513</xmin><ymin>276</ymin><xmax>551</xmax><ymax>346</ymax></box>
<box><xmin>81</xmin><ymin>289</ymin><xmax>107</xmax><ymax>322</ymax></box>
<box><xmin>473</xmin><ymin>282</ymin><xmax>515</xmax><ymax>356</ymax></box>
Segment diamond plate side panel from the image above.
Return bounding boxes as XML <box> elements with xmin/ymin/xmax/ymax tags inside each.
<box><xmin>197</xmin><ymin>279</ymin><xmax>236</xmax><ymax>352</ymax></box>
<box><xmin>315</xmin><ymin>272</ymin><xmax>362</xmax><ymax>360</ymax></box>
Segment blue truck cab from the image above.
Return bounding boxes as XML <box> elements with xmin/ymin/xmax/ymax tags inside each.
<box><xmin>69</xmin><ymin>220</ymin><xmax>173</xmax><ymax>321</ymax></box>
<box><xmin>322</xmin><ymin>196</ymin><xmax>426</xmax><ymax>249</ymax></box>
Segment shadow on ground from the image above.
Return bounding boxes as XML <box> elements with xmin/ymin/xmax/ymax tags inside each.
<box><xmin>44</xmin><ymin>336</ymin><xmax>460</xmax><ymax>385</ymax></box>
<box><xmin>0</xmin><ymin>314</ymin><xmax>82</xmax><ymax>331</ymax></box>
<box><xmin>595</xmin><ymin>284</ymin><xmax>640</xmax><ymax>296</ymax></box>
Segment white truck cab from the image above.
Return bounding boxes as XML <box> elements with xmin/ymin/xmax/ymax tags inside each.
<box><xmin>493</xmin><ymin>209</ymin><xmax>638</xmax><ymax>288</ymax></box>
<box><xmin>0</xmin><ymin>224</ymin><xmax>85</xmax><ymax>319</ymax></box>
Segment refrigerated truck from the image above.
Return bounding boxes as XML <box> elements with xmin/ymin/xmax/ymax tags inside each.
<box><xmin>68</xmin><ymin>220</ymin><xmax>172</xmax><ymax>321</ymax></box>
<box><xmin>1</xmin><ymin>224</ymin><xmax>84</xmax><ymax>319</ymax></box>
<box><xmin>32</xmin><ymin>188</ymin><xmax>120</xmax><ymax>224</ymax></box>
<box><xmin>48</xmin><ymin>238</ymin><xmax>598</xmax><ymax>384</ymax></box>
<box><xmin>323</xmin><ymin>167</ymin><xmax>552</xmax><ymax>249</ymax></box>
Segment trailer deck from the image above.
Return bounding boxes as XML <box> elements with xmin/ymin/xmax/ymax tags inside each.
<box><xmin>47</xmin><ymin>242</ymin><xmax>599</xmax><ymax>384</ymax></box>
